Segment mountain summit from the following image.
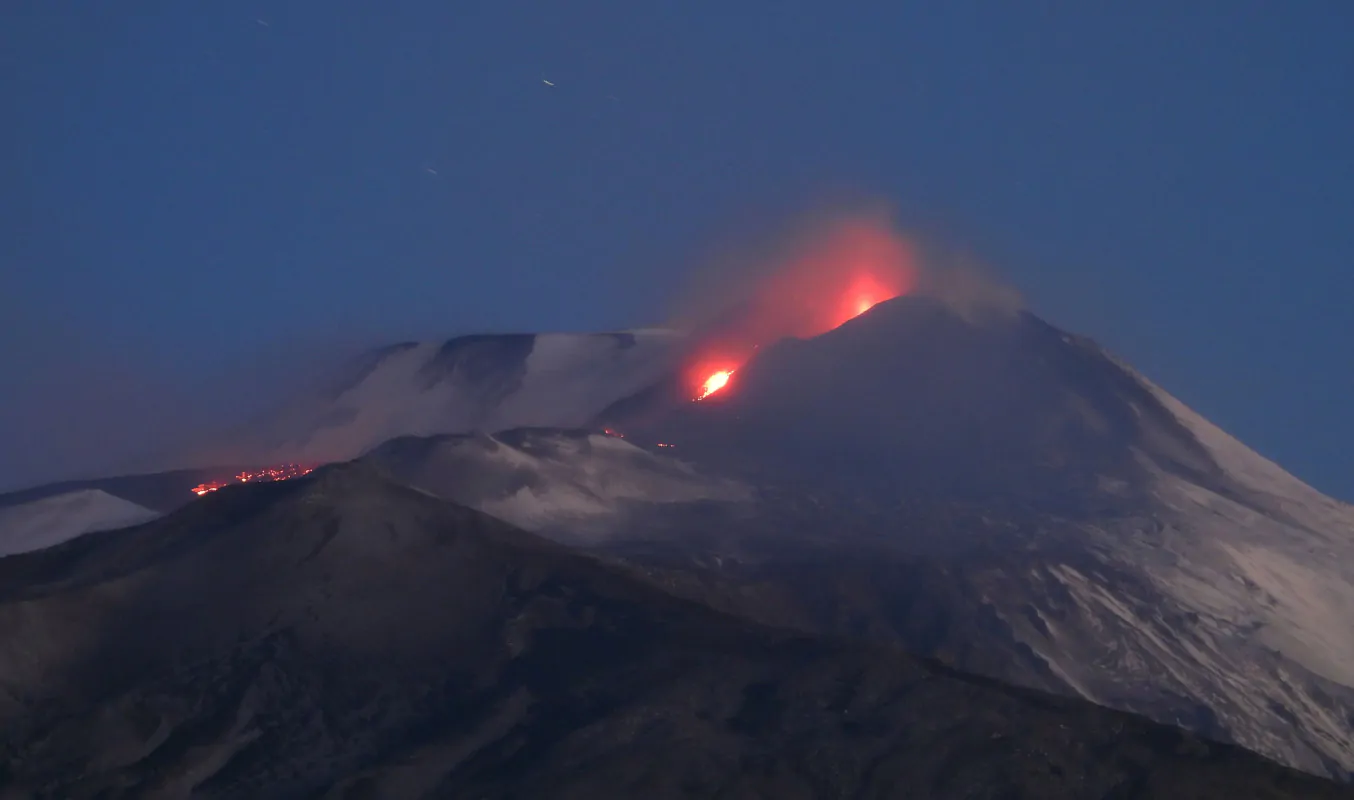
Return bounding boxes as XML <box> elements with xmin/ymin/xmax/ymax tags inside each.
<box><xmin>4</xmin><ymin>294</ymin><xmax>1352</xmax><ymax>783</ymax></box>
<box><xmin>591</xmin><ymin>295</ymin><xmax>1354</xmax><ymax>777</ymax></box>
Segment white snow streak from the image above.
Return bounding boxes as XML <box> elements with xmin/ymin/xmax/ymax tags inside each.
<box><xmin>0</xmin><ymin>490</ymin><xmax>160</xmax><ymax>557</ymax></box>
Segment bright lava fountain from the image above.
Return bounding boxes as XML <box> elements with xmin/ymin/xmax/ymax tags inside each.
<box><xmin>697</xmin><ymin>370</ymin><xmax>733</xmax><ymax>400</ymax></box>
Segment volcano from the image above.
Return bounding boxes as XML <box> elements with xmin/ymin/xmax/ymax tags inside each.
<box><xmin>603</xmin><ymin>296</ymin><xmax>1218</xmax><ymax>493</ymax></box>
<box><xmin>0</xmin><ymin>465</ymin><xmax>1347</xmax><ymax>798</ymax></box>
<box><xmin>3</xmin><ymin>293</ymin><xmax>1353</xmax><ymax>787</ymax></box>
<box><xmin>588</xmin><ymin>295</ymin><xmax>1354</xmax><ymax>778</ymax></box>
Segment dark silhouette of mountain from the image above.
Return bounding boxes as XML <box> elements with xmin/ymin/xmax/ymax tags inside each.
<box><xmin>604</xmin><ymin>296</ymin><xmax>1225</xmax><ymax>505</ymax></box>
<box><xmin>1</xmin><ymin>465</ymin><xmax>1347</xmax><ymax>799</ymax></box>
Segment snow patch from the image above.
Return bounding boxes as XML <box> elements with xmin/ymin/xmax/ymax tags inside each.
<box><xmin>1222</xmin><ymin>541</ymin><xmax>1354</xmax><ymax>687</ymax></box>
<box><xmin>1123</xmin><ymin>361</ymin><xmax>1354</xmax><ymax>537</ymax></box>
<box><xmin>373</xmin><ymin>429</ymin><xmax>748</xmax><ymax>540</ymax></box>
<box><xmin>213</xmin><ymin>332</ymin><xmax>687</xmax><ymax>469</ymax></box>
<box><xmin>491</xmin><ymin>333</ymin><xmax>680</xmax><ymax>430</ymax></box>
<box><xmin>0</xmin><ymin>490</ymin><xmax>160</xmax><ymax>557</ymax></box>
<box><xmin>476</xmin><ymin>433</ymin><xmax>746</xmax><ymax>533</ymax></box>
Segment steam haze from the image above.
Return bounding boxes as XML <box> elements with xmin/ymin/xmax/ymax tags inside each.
<box><xmin>669</xmin><ymin>207</ymin><xmax>1023</xmax><ymax>337</ymax></box>
<box><xmin>0</xmin><ymin>208</ymin><xmax>1027</xmax><ymax>493</ymax></box>
<box><xmin>666</xmin><ymin>206</ymin><xmax>1025</xmax><ymax>391</ymax></box>
<box><xmin>0</xmin><ymin>317</ymin><xmax>387</xmax><ymax>492</ymax></box>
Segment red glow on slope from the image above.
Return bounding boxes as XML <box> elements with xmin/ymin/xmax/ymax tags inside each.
<box><xmin>687</xmin><ymin>216</ymin><xmax>916</xmax><ymax>400</ymax></box>
<box><xmin>838</xmin><ymin>272</ymin><xmax>896</xmax><ymax>327</ymax></box>
<box><xmin>191</xmin><ymin>463</ymin><xmax>314</xmax><ymax>496</ymax></box>
<box><xmin>741</xmin><ymin>218</ymin><xmax>916</xmax><ymax>340</ymax></box>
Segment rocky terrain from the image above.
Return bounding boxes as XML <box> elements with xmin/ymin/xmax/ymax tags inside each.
<box><xmin>1</xmin><ymin>465</ymin><xmax>1349</xmax><ymax>799</ymax></box>
<box><xmin>5</xmin><ymin>295</ymin><xmax>1353</xmax><ymax>787</ymax></box>
<box><xmin>587</xmin><ymin>297</ymin><xmax>1354</xmax><ymax>778</ymax></box>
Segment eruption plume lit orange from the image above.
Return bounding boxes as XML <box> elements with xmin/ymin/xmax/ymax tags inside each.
<box><xmin>684</xmin><ymin>215</ymin><xmax>916</xmax><ymax>401</ymax></box>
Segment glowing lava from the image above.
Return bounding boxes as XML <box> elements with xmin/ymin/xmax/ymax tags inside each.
<box><xmin>680</xmin><ymin>214</ymin><xmax>919</xmax><ymax>402</ymax></box>
<box><xmin>697</xmin><ymin>369</ymin><xmax>733</xmax><ymax>400</ymax></box>
<box><xmin>191</xmin><ymin>463</ymin><xmax>314</xmax><ymax>496</ymax></box>
<box><xmin>837</xmin><ymin>270</ymin><xmax>900</xmax><ymax>327</ymax></box>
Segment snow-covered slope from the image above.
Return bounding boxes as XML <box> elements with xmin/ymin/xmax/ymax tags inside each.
<box><xmin>1131</xmin><ymin>364</ymin><xmax>1354</xmax><ymax>539</ymax></box>
<box><xmin>363</xmin><ymin>429</ymin><xmax>748</xmax><ymax>541</ymax></box>
<box><xmin>0</xmin><ymin>489</ymin><xmax>160</xmax><ymax>557</ymax></box>
<box><xmin>989</xmin><ymin>463</ymin><xmax>1354</xmax><ymax>777</ymax></box>
<box><xmin>1061</xmin><ymin>366</ymin><xmax>1354</xmax><ymax>773</ymax></box>
<box><xmin>24</xmin><ymin>297</ymin><xmax>1349</xmax><ymax>776</ymax></box>
<box><xmin>594</xmin><ymin>296</ymin><xmax>1354</xmax><ymax>778</ymax></box>
<box><xmin>201</xmin><ymin>331</ymin><xmax>686</xmax><ymax>468</ymax></box>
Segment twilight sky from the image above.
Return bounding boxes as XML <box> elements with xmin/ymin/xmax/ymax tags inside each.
<box><xmin>2</xmin><ymin>1</ymin><xmax>1352</xmax><ymax>497</ymax></box>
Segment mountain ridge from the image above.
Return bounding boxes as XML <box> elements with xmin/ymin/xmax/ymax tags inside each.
<box><xmin>583</xmin><ymin>296</ymin><xmax>1354</xmax><ymax>777</ymax></box>
<box><xmin>4</xmin><ymin>297</ymin><xmax>1352</xmax><ymax>780</ymax></box>
<box><xmin>200</xmin><ymin>331</ymin><xmax>686</xmax><ymax>470</ymax></box>
<box><xmin>1</xmin><ymin>464</ymin><xmax>1349</xmax><ymax>798</ymax></box>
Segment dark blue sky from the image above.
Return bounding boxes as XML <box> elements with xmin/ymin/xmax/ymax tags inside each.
<box><xmin>3</xmin><ymin>2</ymin><xmax>1352</xmax><ymax>497</ymax></box>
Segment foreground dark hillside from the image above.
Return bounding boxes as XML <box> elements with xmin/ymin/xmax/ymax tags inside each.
<box><xmin>0</xmin><ymin>465</ymin><xmax>1348</xmax><ymax>799</ymax></box>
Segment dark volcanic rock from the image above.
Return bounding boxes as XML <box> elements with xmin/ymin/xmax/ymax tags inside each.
<box><xmin>603</xmin><ymin>296</ymin><xmax>1223</xmax><ymax>508</ymax></box>
<box><xmin>0</xmin><ymin>465</ymin><xmax>1347</xmax><ymax>799</ymax></box>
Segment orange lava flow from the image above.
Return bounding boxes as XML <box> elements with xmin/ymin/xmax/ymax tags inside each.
<box><xmin>191</xmin><ymin>463</ymin><xmax>314</xmax><ymax>496</ymax></box>
<box><xmin>697</xmin><ymin>369</ymin><xmax>733</xmax><ymax>400</ymax></box>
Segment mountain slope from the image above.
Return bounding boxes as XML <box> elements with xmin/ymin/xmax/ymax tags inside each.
<box><xmin>0</xmin><ymin>489</ymin><xmax>160</xmax><ymax>557</ymax></box>
<box><xmin>0</xmin><ymin>466</ymin><xmax>244</xmax><ymax>515</ymax></box>
<box><xmin>605</xmin><ymin>296</ymin><xmax>1227</xmax><ymax>504</ymax></box>
<box><xmin>590</xmin><ymin>295</ymin><xmax>1354</xmax><ymax>778</ymax></box>
<box><xmin>361</xmin><ymin>428</ymin><xmax>748</xmax><ymax>542</ymax></box>
<box><xmin>0</xmin><ymin>465</ymin><xmax>1346</xmax><ymax>799</ymax></box>
<box><xmin>188</xmin><ymin>331</ymin><xmax>685</xmax><ymax>469</ymax></box>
